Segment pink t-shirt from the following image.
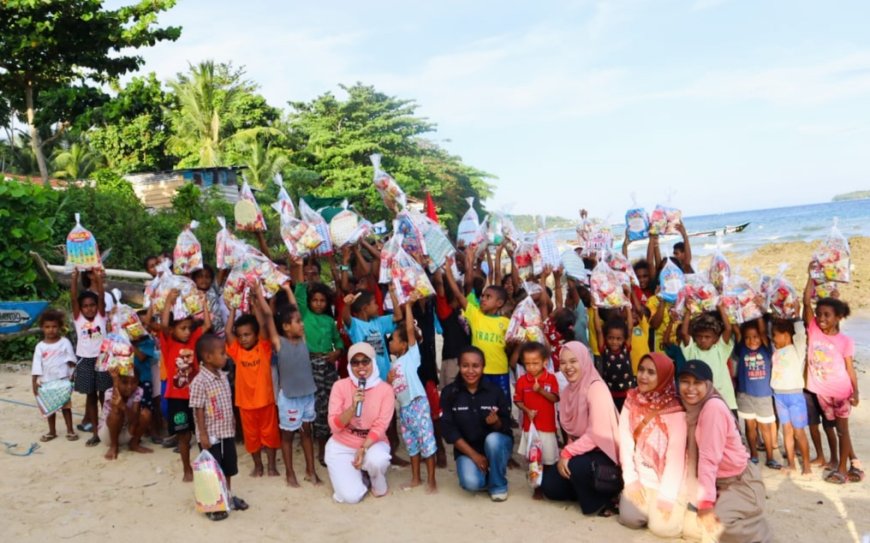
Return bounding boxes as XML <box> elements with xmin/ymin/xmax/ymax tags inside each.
<box><xmin>806</xmin><ymin>319</ymin><xmax>854</xmax><ymax>400</ymax></box>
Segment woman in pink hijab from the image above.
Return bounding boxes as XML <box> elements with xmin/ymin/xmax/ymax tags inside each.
<box><xmin>540</xmin><ymin>341</ymin><xmax>621</xmax><ymax>516</ymax></box>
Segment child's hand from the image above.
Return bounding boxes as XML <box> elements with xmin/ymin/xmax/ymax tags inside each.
<box><xmin>553</xmin><ymin>266</ymin><xmax>563</xmax><ymax>281</ymax></box>
<box><xmin>851</xmin><ymin>392</ymin><xmax>859</xmax><ymax>407</ymax></box>
<box><xmin>386</xmin><ymin>369</ymin><xmax>396</xmax><ymax>384</ymax></box>
<box><xmin>485</xmin><ymin>407</ymin><xmax>499</xmax><ymax>426</ymax></box>
<box><xmin>200</xmin><ymin>433</ymin><xmax>211</xmax><ymax>452</ymax></box>
<box><xmin>343</xmin><ymin>293</ymin><xmax>359</xmax><ymax>305</ymax></box>
<box><xmin>526</xmin><ymin>409</ymin><xmax>538</xmax><ymax>421</ymax></box>
<box><xmin>532</xmin><ymin>379</ymin><xmax>542</xmax><ymax>393</ymax></box>
<box><xmin>167</xmin><ymin>288</ymin><xmax>180</xmax><ymax>302</ymax></box>
<box><xmin>71</xmin><ymin>268</ymin><xmax>79</xmax><ymax>282</ymax></box>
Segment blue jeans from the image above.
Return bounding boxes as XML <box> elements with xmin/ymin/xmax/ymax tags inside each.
<box><xmin>455</xmin><ymin>432</ymin><xmax>513</xmax><ymax>495</ymax></box>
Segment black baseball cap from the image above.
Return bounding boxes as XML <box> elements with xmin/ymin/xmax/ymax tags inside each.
<box><xmin>678</xmin><ymin>359</ymin><xmax>713</xmax><ymax>382</ymax></box>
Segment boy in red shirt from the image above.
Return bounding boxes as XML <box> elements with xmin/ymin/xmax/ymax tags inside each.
<box><xmin>159</xmin><ymin>289</ymin><xmax>210</xmax><ymax>482</ymax></box>
<box><xmin>226</xmin><ymin>286</ymin><xmax>281</xmax><ymax>477</ymax></box>
<box><xmin>514</xmin><ymin>341</ymin><xmax>560</xmax><ymax>499</ymax></box>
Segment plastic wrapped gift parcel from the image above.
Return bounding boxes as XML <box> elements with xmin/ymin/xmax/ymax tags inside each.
<box><xmin>370</xmin><ymin>153</ymin><xmax>407</xmax><ymax>213</ymax></box>
<box><xmin>234</xmin><ymin>179</ymin><xmax>267</xmax><ymax>232</ymax></box>
<box><xmin>173</xmin><ymin>221</ymin><xmax>204</xmax><ymax>275</ymax></box>
<box><xmin>506</xmin><ymin>295</ymin><xmax>546</xmax><ymax>343</ymax></box>
<box><xmin>65</xmin><ymin>213</ymin><xmax>102</xmax><ymax>270</ymax></box>
<box><xmin>590</xmin><ymin>261</ymin><xmax>630</xmax><ymax>309</ymax></box>
<box><xmin>683</xmin><ymin>274</ymin><xmax>719</xmax><ymax>316</ymax></box>
<box><xmin>810</xmin><ymin>218</ymin><xmax>851</xmax><ymax>283</ymax></box>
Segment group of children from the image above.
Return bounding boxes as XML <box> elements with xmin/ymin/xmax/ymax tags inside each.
<box><xmin>29</xmin><ymin>217</ymin><xmax>862</xmax><ymax>522</ymax></box>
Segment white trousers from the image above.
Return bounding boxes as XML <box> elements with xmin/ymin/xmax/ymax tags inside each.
<box><xmin>325</xmin><ymin>438</ymin><xmax>391</xmax><ymax>504</ymax></box>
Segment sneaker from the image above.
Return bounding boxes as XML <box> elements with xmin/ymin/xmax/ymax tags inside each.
<box><xmin>490</xmin><ymin>492</ymin><xmax>508</xmax><ymax>502</ymax></box>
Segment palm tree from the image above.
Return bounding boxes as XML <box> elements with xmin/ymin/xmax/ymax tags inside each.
<box><xmin>241</xmin><ymin>137</ymin><xmax>290</xmax><ymax>188</ymax></box>
<box><xmin>52</xmin><ymin>142</ymin><xmax>98</xmax><ymax>179</ymax></box>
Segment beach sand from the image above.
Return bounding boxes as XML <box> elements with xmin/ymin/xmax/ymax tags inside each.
<box><xmin>1</xmin><ymin>238</ymin><xmax>868</xmax><ymax>542</ymax></box>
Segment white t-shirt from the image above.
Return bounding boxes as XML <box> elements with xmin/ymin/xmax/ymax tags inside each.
<box><xmin>32</xmin><ymin>338</ymin><xmax>77</xmax><ymax>383</ymax></box>
<box><xmin>74</xmin><ymin>314</ymin><xmax>107</xmax><ymax>358</ymax></box>
<box><xmin>771</xmin><ymin>344</ymin><xmax>806</xmax><ymax>393</ymax></box>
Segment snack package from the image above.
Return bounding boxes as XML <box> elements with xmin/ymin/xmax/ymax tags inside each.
<box><xmin>36</xmin><ymin>379</ymin><xmax>74</xmax><ymax>418</ymax></box>
<box><xmin>590</xmin><ymin>261</ymin><xmax>630</xmax><ymax>308</ymax></box>
<box><xmin>234</xmin><ymin>178</ymin><xmax>267</xmax><ymax>232</ymax></box>
<box><xmin>754</xmin><ymin>268</ymin><xmax>773</xmax><ymax>313</ymax></box>
<box><xmin>280</xmin><ymin>216</ymin><xmax>323</xmax><ymax>259</ymax></box>
<box><xmin>625</xmin><ymin>196</ymin><xmax>649</xmax><ymax>241</ymax></box>
<box><xmin>346</xmin><ymin>219</ymin><xmax>373</xmax><ymax>246</ymax></box>
<box><xmin>659</xmin><ymin>259</ymin><xmax>685</xmax><ymax>304</ymax></box>
<box><xmin>486</xmin><ymin>214</ymin><xmax>505</xmax><ymax>246</ymax></box>
<box><xmin>811</xmin><ymin>278</ymin><xmax>838</xmax><ymax>302</ymax></box>
<box><xmin>379</xmin><ymin>231</ymin><xmax>403</xmax><ymax>284</ymax></box>
<box><xmin>526</xmin><ymin>422</ymin><xmax>544</xmax><ymax>489</ymax></box>
<box><xmin>604</xmin><ymin>250</ymin><xmax>639</xmax><ymax>287</ymax></box>
<box><xmin>396</xmin><ymin>210</ymin><xmax>427</xmax><ymax>256</ymax></box>
<box><xmin>768</xmin><ymin>265</ymin><xmax>800</xmax><ymax>320</ymax></box>
<box><xmin>65</xmin><ymin>213</ymin><xmax>101</xmax><ymax>270</ymax></box>
<box><xmin>299</xmin><ymin>198</ymin><xmax>333</xmax><ymax>257</ymax></box>
<box><xmin>193</xmin><ymin>449</ymin><xmax>231</xmax><ymax>514</ymax></box>
<box><xmin>457</xmin><ymin>197</ymin><xmax>481</xmax><ymax>246</ymax></box>
<box><xmin>535</xmin><ymin>230</ymin><xmax>561</xmax><ymax>269</ymax></box>
<box><xmin>113</xmin><ymin>303</ymin><xmax>147</xmax><ymax>341</ymax></box>
<box><xmin>173</xmin><ymin>221</ymin><xmax>204</xmax><ymax>275</ymax></box>
<box><xmin>506</xmin><ymin>295</ymin><xmax>545</xmax><ymax>343</ymax></box>
<box><xmin>560</xmin><ymin>250</ymin><xmax>588</xmax><ymax>283</ymax></box>
<box><xmin>96</xmin><ymin>332</ymin><xmax>135</xmax><ymax>375</ymax></box>
<box><xmin>810</xmin><ymin>218</ymin><xmax>851</xmax><ymax>283</ymax></box>
<box><xmin>708</xmin><ymin>235</ymin><xmax>731</xmax><ymax>293</ymax></box>
<box><xmin>215</xmin><ymin>216</ymin><xmax>244</xmax><ymax>270</ymax></box>
<box><xmin>683</xmin><ymin>274</ymin><xmax>719</xmax><ymax>316</ymax></box>
<box><xmin>501</xmin><ymin>214</ymin><xmax>524</xmax><ymax>248</ymax></box>
<box><xmin>648</xmin><ymin>204</ymin><xmax>682</xmax><ymax>236</ymax></box>
<box><xmin>514</xmin><ymin>243</ymin><xmax>536</xmax><ymax>279</ymax></box>
<box><xmin>418</xmin><ymin>216</ymin><xmax>455</xmax><ymax>273</ymax></box>
<box><xmin>389</xmin><ymin>239</ymin><xmax>435</xmax><ymax>304</ymax></box>
<box><xmin>370</xmin><ymin>153</ymin><xmax>407</xmax><ymax>213</ymax></box>
<box><xmin>270</xmin><ymin>173</ymin><xmax>296</xmax><ymax>218</ymax></box>
<box><xmin>329</xmin><ymin>204</ymin><xmax>360</xmax><ymax>247</ymax></box>
<box><xmin>575</xmin><ymin>212</ymin><xmax>595</xmax><ymax>252</ymax></box>
<box><xmin>721</xmin><ymin>272</ymin><xmax>762</xmax><ymax>324</ymax></box>
<box><xmin>581</xmin><ymin>221</ymin><xmax>613</xmax><ymax>258</ymax></box>
<box><xmin>222</xmin><ymin>266</ymin><xmax>249</xmax><ymax>311</ymax></box>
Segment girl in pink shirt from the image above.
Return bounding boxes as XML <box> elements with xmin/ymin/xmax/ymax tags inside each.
<box><xmin>325</xmin><ymin>342</ymin><xmax>395</xmax><ymax>504</ymax></box>
<box><xmin>802</xmin><ymin>276</ymin><xmax>861</xmax><ymax>484</ymax></box>
<box><xmin>679</xmin><ymin>360</ymin><xmax>771</xmax><ymax>543</ymax></box>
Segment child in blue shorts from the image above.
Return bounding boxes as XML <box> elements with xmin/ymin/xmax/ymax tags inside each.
<box><xmin>770</xmin><ymin>320</ymin><xmax>811</xmax><ymax>475</ymax></box>
<box><xmin>388</xmin><ymin>293</ymin><xmax>437</xmax><ymax>493</ymax></box>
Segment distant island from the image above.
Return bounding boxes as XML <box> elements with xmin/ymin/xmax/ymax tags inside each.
<box><xmin>832</xmin><ymin>190</ymin><xmax>870</xmax><ymax>202</ymax></box>
<box><xmin>509</xmin><ymin>214</ymin><xmax>576</xmax><ymax>231</ymax></box>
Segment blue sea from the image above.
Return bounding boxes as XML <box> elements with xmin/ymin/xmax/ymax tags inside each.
<box><xmin>551</xmin><ymin>199</ymin><xmax>870</xmax><ymax>257</ymax></box>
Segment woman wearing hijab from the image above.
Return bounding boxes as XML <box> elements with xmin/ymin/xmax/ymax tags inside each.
<box><xmin>325</xmin><ymin>342</ymin><xmax>395</xmax><ymax>504</ymax></box>
<box><xmin>540</xmin><ymin>341</ymin><xmax>621</xmax><ymax>516</ymax></box>
<box><xmin>678</xmin><ymin>360</ymin><xmax>771</xmax><ymax>543</ymax></box>
<box><xmin>618</xmin><ymin>353</ymin><xmax>687</xmax><ymax>537</ymax></box>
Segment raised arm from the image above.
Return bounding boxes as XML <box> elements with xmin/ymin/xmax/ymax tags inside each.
<box><xmin>553</xmin><ymin>267</ymin><xmax>564</xmax><ymax>311</ymax></box>
<box><xmin>494</xmin><ymin>243</ymin><xmax>505</xmax><ymax>285</ymax></box>
<box><xmin>443</xmin><ymin>255</ymin><xmax>468</xmax><ymax>310</ymax></box>
<box><xmin>802</xmin><ymin>271</ymin><xmax>814</xmax><ymax>325</ymax></box>
<box><xmin>624</xmin><ymin>302</ymin><xmax>634</xmax><ymax>350</ymax></box>
<box><xmin>93</xmin><ymin>271</ymin><xmax>106</xmax><ymax>317</ymax></box>
<box><xmin>290</xmin><ymin>256</ymin><xmax>304</xmax><ymax>285</ymax></box>
<box><xmin>340</xmin><ymin>293</ymin><xmax>355</xmax><ymax>328</ymax></box>
<box><xmin>679</xmin><ymin>311</ymin><xmax>691</xmax><ymax>346</ymax></box>
<box><xmin>160</xmin><ymin>289</ymin><xmax>179</xmax><ymax>335</ymax></box>
<box><xmin>255</xmin><ymin>231</ymin><xmax>272</xmax><ymax>260</ymax></box>
<box><xmin>539</xmin><ymin>267</ymin><xmax>553</xmax><ymax>321</ymax></box>
<box><xmin>717</xmin><ymin>302</ymin><xmax>733</xmax><ymax>344</ymax></box>
<box><xmin>71</xmin><ymin>269</ymin><xmax>81</xmax><ymax>319</ymax></box>
<box><xmin>592</xmin><ymin>302</ymin><xmax>605</xmax><ymax>353</ymax></box>
<box><xmin>388</xmin><ymin>284</ymin><xmax>402</xmax><ymax>322</ymax></box>
<box><xmin>648</xmin><ymin>234</ymin><xmax>661</xmax><ymax>276</ymax></box>
<box><xmin>677</xmin><ymin>222</ymin><xmax>692</xmax><ymax>269</ymax></box>
<box><xmin>403</xmin><ymin>294</ymin><xmax>418</xmax><ymax>347</ymax></box>
<box><xmin>649</xmin><ymin>295</ymin><xmax>666</xmax><ymax>330</ymax></box>
<box><xmin>225</xmin><ymin>307</ymin><xmax>237</xmax><ymax>345</ymax></box>
<box><xmin>622</xmin><ymin>228</ymin><xmax>630</xmax><ymax>258</ymax></box>
<box><xmin>352</xmin><ymin>244</ymin><xmax>371</xmax><ymax>278</ymax></box>
<box><xmin>199</xmin><ymin>290</ymin><xmax>212</xmax><ymax>333</ymax></box>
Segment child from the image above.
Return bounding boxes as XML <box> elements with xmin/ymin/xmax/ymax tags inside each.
<box><xmin>71</xmin><ymin>268</ymin><xmax>109</xmax><ymax>446</ymax></box>
<box><xmin>32</xmin><ymin>309</ymin><xmax>77</xmax><ymax>442</ymax></box>
<box><xmin>802</xmin><ymin>276</ymin><xmax>861</xmax><ymax>484</ymax></box>
<box><xmin>190</xmin><ymin>334</ymin><xmax>249</xmax><ymax>520</ymax></box>
<box><xmin>593</xmin><ymin>304</ymin><xmax>637</xmax><ymax>412</ymax></box>
<box><xmin>734</xmin><ymin>319</ymin><xmax>781</xmax><ymax>469</ymax></box>
<box><xmin>647</xmin><ymin>289</ymin><xmax>685</xmax><ymax>371</ymax></box>
<box><xmin>269</xmin><ymin>302</ymin><xmax>322</xmax><ymax>487</ymax></box>
<box><xmin>444</xmin><ymin>253</ymin><xmax>511</xmax><ymax>399</ymax></box>
<box><xmin>129</xmin><ymin>321</ymin><xmax>158</xmax><ymax>440</ymax></box>
<box><xmin>160</xmin><ymin>288</ymin><xmax>211</xmax><ymax>481</ymax></box>
<box><xmin>226</xmin><ymin>287</ymin><xmax>281</xmax><ymax>478</ymax></box>
<box><xmin>289</xmin><ymin>262</ymin><xmax>344</xmax><ymax>466</ymax></box>
<box><xmin>191</xmin><ymin>264</ymin><xmax>228</xmax><ymax>337</ymax></box>
<box><xmin>513</xmin><ymin>341</ymin><xmax>559</xmax><ymax>499</ymax></box>
<box><xmin>432</xmin><ymin>269</ymin><xmax>471</xmax><ymax>390</ymax></box>
<box><xmin>679</xmin><ymin>305</ymin><xmax>738</xmax><ymax>413</ymax></box>
<box><xmin>770</xmin><ymin>319</ymin><xmax>812</xmax><ymax>475</ymax></box>
<box><xmin>99</xmin><ymin>366</ymin><xmax>153</xmax><ymax>460</ymax></box>
<box><xmin>539</xmin><ymin>267</ymin><xmax>575</xmax><ymax>373</ymax></box>
<box><xmin>628</xmin><ymin>295</ymin><xmax>651</xmax><ymax>376</ymax></box>
<box><xmin>388</xmin><ymin>293</ymin><xmax>438</xmax><ymax>493</ymax></box>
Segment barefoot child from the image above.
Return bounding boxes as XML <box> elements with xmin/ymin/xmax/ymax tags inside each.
<box><xmin>802</xmin><ymin>277</ymin><xmax>861</xmax><ymax>484</ymax></box>
<box><xmin>190</xmin><ymin>334</ymin><xmax>249</xmax><ymax>520</ymax></box>
<box><xmin>99</xmin><ymin>366</ymin><xmax>154</xmax><ymax>460</ymax></box>
<box><xmin>32</xmin><ymin>310</ymin><xmax>78</xmax><ymax>442</ymax></box>
<box><xmin>770</xmin><ymin>319</ymin><xmax>812</xmax><ymax>475</ymax></box>
<box><xmin>71</xmin><ymin>269</ymin><xmax>109</xmax><ymax>446</ymax></box>
<box><xmin>160</xmin><ymin>288</ymin><xmax>210</xmax><ymax>481</ymax></box>
<box><xmin>226</xmin><ymin>287</ymin><xmax>281</xmax><ymax>478</ymax></box>
<box><xmin>387</xmin><ymin>293</ymin><xmax>438</xmax><ymax>493</ymax></box>
<box><xmin>268</xmin><ymin>300</ymin><xmax>322</xmax><ymax>487</ymax></box>
<box><xmin>513</xmin><ymin>342</ymin><xmax>559</xmax><ymax>499</ymax></box>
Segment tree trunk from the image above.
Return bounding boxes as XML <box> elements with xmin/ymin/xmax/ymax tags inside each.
<box><xmin>24</xmin><ymin>82</ymin><xmax>50</xmax><ymax>186</ymax></box>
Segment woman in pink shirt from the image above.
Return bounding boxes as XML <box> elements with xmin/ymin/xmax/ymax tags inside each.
<box><xmin>540</xmin><ymin>342</ymin><xmax>621</xmax><ymax>516</ymax></box>
<box><xmin>618</xmin><ymin>352</ymin><xmax>687</xmax><ymax>537</ymax></box>
<box><xmin>679</xmin><ymin>360</ymin><xmax>771</xmax><ymax>543</ymax></box>
<box><xmin>325</xmin><ymin>342</ymin><xmax>395</xmax><ymax>504</ymax></box>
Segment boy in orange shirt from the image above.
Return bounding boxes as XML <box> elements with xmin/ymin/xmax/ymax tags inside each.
<box><xmin>226</xmin><ymin>286</ymin><xmax>281</xmax><ymax>477</ymax></box>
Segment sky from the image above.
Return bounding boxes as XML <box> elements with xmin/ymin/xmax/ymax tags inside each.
<box><xmin>110</xmin><ymin>0</ymin><xmax>870</xmax><ymax>219</ymax></box>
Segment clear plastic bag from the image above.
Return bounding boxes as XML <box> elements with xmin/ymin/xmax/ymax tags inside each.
<box><xmin>457</xmin><ymin>197</ymin><xmax>481</xmax><ymax>246</ymax></box>
<box><xmin>506</xmin><ymin>294</ymin><xmax>545</xmax><ymax>343</ymax></box>
<box><xmin>560</xmin><ymin>249</ymin><xmax>588</xmax><ymax>283</ymax></box>
<box><xmin>113</xmin><ymin>303</ymin><xmax>147</xmax><ymax>341</ymax></box>
<box><xmin>683</xmin><ymin>273</ymin><xmax>719</xmax><ymax>316</ymax></box>
<box><xmin>604</xmin><ymin>250</ymin><xmax>639</xmax><ymax>287</ymax></box>
<box><xmin>329</xmin><ymin>202</ymin><xmax>360</xmax><ymax>247</ymax></box>
<box><xmin>173</xmin><ymin>221</ymin><xmax>204</xmax><ymax>275</ymax></box>
<box><xmin>215</xmin><ymin>216</ymin><xmax>244</xmax><ymax>270</ymax></box>
<box><xmin>810</xmin><ymin>218</ymin><xmax>851</xmax><ymax>283</ymax></box>
<box><xmin>721</xmin><ymin>271</ymin><xmax>762</xmax><ymax>324</ymax></box>
<box><xmin>379</xmin><ymin>231</ymin><xmax>402</xmax><ymax>284</ymax></box>
<box><xmin>234</xmin><ymin>178</ymin><xmax>267</xmax><ymax>232</ymax></box>
<box><xmin>417</xmin><ymin>216</ymin><xmax>455</xmax><ymax>273</ymax></box>
<box><xmin>535</xmin><ymin>230</ymin><xmax>561</xmax><ymax>269</ymax></box>
<box><xmin>389</xmin><ymin>239</ymin><xmax>435</xmax><ymax>304</ymax></box>
<box><xmin>501</xmin><ymin>214</ymin><xmax>524</xmax><ymax>248</ymax></box>
<box><xmin>280</xmin><ymin>216</ymin><xmax>323</xmax><ymax>259</ymax></box>
<box><xmin>270</xmin><ymin>173</ymin><xmax>296</xmax><ymax>218</ymax></box>
<box><xmin>659</xmin><ymin>259</ymin><xmax>685</xmax><ymax>304</ymax></box>
<box><xmin>590</xmin><ymin>261</ymin><xmax>630</xmax><ymax>308</ymax></box>
<box><xmin>625</xmin><ymin>195</ymin><xmax>649</xmax><ymax>241</ymax></box>
<box><xmin>346</xmin><ymin>219</ymin><xmax>373</xmax><ymax>246</ymax></box>
<box><xmin>299</xmin><ymin>198</ymin><xmax>333</xmax><ymax>257</ymax></box>
<box><xmin>648</xmin><ymin>204</ymin><xmax>682</xmax><ymax>236</ymax></box>
<box><xmin>193</xmin><ymin>449</ymin><xmax>231</xmax><ymax>514</ymax></box>
<box><xmin>768</xmin><ymin>264</ymin><xmax>800</xmax><ymax>320</ymax></box>
<box><xmin>36</xmin><ymin>379</ymin><xmax>74</xmax><ymax>418</ymax></box>
<box><xmin>754</xmin><ymin>268</ymin><xmax>773</xmax><ymax>313</ymax></box>
<box><xmin>65</xmin><ymin>213</ymin><xmax>101</xmax><ymax>270</ymax></box>
<box><xmin>396</xmin><ymin>210</ymin><xmax>427</xmax><ymax>257</ymax></box>
<box><xmin>370</xmin><ymin>153</ymin><xmax>407</xmax><ymax>213</ymax></box>
<box><xmin>222</xmin><ymin>266</ymin><xmax>249</xmax><ymax>311</ymax></box>
<box><xmin>514</xmin><ymin>243</ymin><xmax>535</xmax><ymax>279</ymax></box>
<box><xmin>526</xmin><ymin>422</ymin><xmax>544</xmax><ymax>489</ymax></box>
<box><xmin>708</xmin><ymin>234</ymin><xmax>731</xmax><ymax>293</ymax></box>
<box><xmin>486</xmin><ymin>214</ymin><xmax>505</xmax><ymax>246</ymax></box>
<box><xmin>96</xmin><ymin>331</ymin><xmax>135</xmax><ymax>375</ymax></box>
<box><xmin>581</xmin><ymin>221</ymin><xmax>613</xmax><ymax>258</ymax></box>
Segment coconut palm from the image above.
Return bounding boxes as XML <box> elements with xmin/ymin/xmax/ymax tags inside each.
<box><xmin>52</xmin><ymin>142</ymin><xmax>98</xmax><ymax>179</ymax></box>
<box><xmin>240</xmin><ymin>136</ymin><xmax>290</xmax><ymax>188</ymax></box>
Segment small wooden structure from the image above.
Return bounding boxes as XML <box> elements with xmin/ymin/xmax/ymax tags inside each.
<box><xmin>124</xmin><ymin>167</ymin><xmax>242</xmax><ymax>209</ymax></box>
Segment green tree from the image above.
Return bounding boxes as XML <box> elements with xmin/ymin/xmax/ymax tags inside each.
<box><xmin>0</xmin><ymin>0</ymin><xmax>180</xmax><ymax>184</ymax></box>
<box><xmin>239</xmin><ymin>136</ymin><xmax>290</xmax><ymax>188</ymax></box>
<box><xmin>287</xmin><ymin>83</ymin><xmax>493</xmax><ymax>233</ymax></box>
<box><xmin>52</xmin><ymin>141</ymin><xmax>99</xmax><ymax>179</ymax></box>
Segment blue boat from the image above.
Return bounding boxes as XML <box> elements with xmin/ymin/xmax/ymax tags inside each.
<box><xmin>0</xmin><ymin>301</ymin><xmax>50</xmax><ymax>334</ymax></box>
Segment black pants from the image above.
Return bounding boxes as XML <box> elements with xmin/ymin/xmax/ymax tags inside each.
<box><xmin>540</xmin><ymin>449</ymin><xmax>618</xmax><ymax>514</ymax></box>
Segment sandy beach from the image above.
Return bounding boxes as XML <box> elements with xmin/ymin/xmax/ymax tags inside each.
<box><xmin>1</xmin><ymin>237</ymin><xmax>868</xmax><ymax>542</ymax></box>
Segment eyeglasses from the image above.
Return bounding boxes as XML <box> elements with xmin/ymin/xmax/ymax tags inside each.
<box><xmin>349</xmin><ymin>358</ymin><xmax>372</xmax><ymax>367</ymax></box>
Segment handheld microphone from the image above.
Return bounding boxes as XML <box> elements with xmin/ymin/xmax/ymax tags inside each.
<box><xmin>355</xmin><ymin>378</ymin><xmax>366</xmax><ymax>417</ymax></box>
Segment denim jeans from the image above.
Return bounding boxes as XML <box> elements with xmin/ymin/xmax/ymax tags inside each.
<box><xmin>455</xmin><ymin>432</ymin><xmax>513</xmax><ymax>495</ymax></box>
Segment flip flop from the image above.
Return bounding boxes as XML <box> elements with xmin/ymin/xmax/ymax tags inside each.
<box><xmin>40</xmin><ymin>434</ymin><xmax>57</xmax><ymax>442</ymax></box>
<box><xmin>231</xmin><ymin>496</ymin><xmax>249</xmax><ymax>511</ymax></box>
<box><xmin>76</xmin><ymin>423</ymin><xmax>93</xmax><ymax>433</ymax></box>
<box><xmin>66</xmin><ymin>433</ymin><xmax>79</xmax><ymax>442</ymax></box>
<box><xmin>206</xmin><ymin>511</ymin><xmax>229</xmax><ymax>521</ymax></box>
<box><xmin>750</xmin><ymin>457</ymin><xmax>759</xmax><ymax>465</ymax></box>
<box><xmin>766</xmin><ymin>460</ymin><xmax>783</xmax><ymax>470</ymax></box>
<box><xmin>847</xmin><ymin>466</ymin><xmax>865</xmax><ymax>483</ymax></box>
<box><xmin>85</xmin><ymin>436</ymin><xmax>101</xmax><ymax>447</ymax></box>
<box><xmin>825</xmin><ymin>471</ymin><xmax>847</xmax><ymax>485</ymax></box>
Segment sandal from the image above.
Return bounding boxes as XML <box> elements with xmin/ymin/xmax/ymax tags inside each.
<box><xmin>847</xmin><ymin>466</ymin><xmax>865</xmax><ymax>483</ymax></box>
<box><xmin>825</xmin><ymin>471</ymin><xmax>847</xmax><ymax>485</ymax></box>
<box><xmin>66</xmin><ymin>433</ymin><xmax>79</xmax><ymax>442</ymax></box>
<box><xmin>206</xmin><ymin>511</ymin><xmax>229</xmax><ymax>521</ymax></box>
<box><xmin>765</xmin><ymin>460</ymin><xmax>783</xmax><ymax>471</ymax></box>
<box><xmin>231</xmin><ymin>496</ymin><xmax>249</xmax><ymax>511</ymax></box>
<box><xmin>749</xmin><ymin>457</ymin><xmax>759</xmax><ymax>465</ymax></box>
<box><xmin>40</xmin><ymin>434</ymin><xmax>57</xmax><ymax>442</ymax></box>
<box><xmin>597</xmin><ymin>504</ymin><xmax>619</xmax><ymax>518</ymax></box>
<box><xmin>85</xmin><ymin>436</ymin><xmax>101</xmax><ymax>447</ymax></box>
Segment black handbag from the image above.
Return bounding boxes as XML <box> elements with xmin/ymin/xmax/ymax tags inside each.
<box><xmin>591</xmin><ymin>461</ymin><xmax>624</xmax><ymax>496</ymax></box>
